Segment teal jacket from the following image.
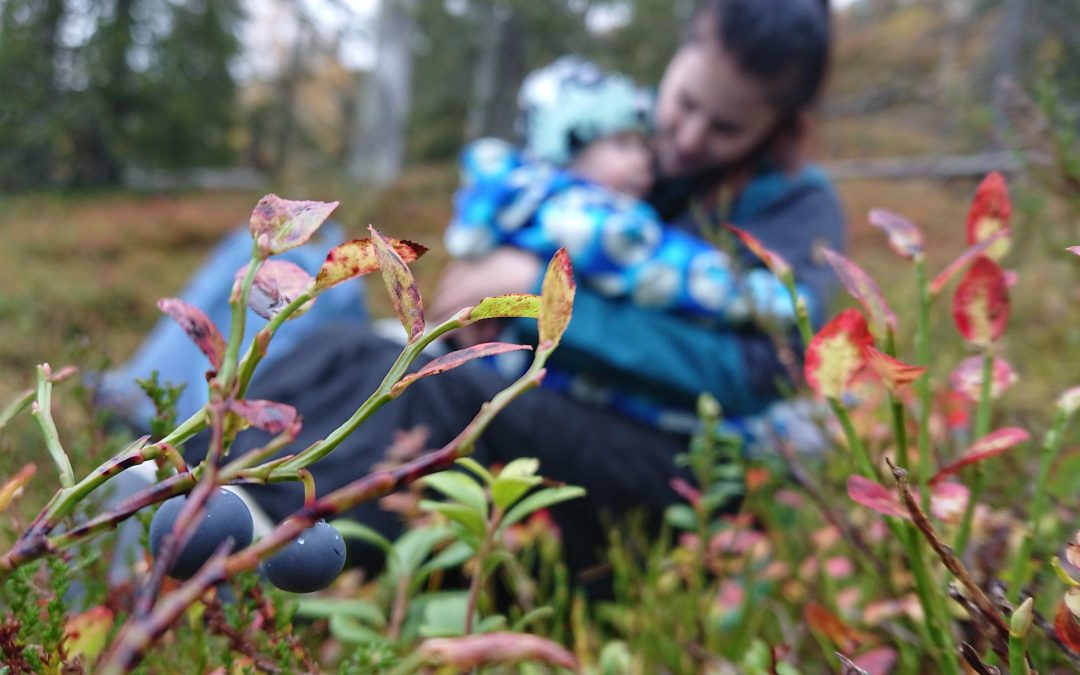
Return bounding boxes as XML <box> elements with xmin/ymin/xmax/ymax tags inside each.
<box><xmin>519</xmin><ymin>164</ymin><xmax>845</xmax><ymax>427</ymax></box>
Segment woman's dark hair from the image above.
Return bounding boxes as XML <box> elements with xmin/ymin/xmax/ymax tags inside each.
<box><xmin>691</xmin><ymin>0</ymin><xmax>831</xmax><ymax>121</ymax></box>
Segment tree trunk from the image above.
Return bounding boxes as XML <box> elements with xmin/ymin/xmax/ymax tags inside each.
<box><xmin>348</xmin><ymin>0</ymin><xmax>415</xmax><ymax>187</ymax></box>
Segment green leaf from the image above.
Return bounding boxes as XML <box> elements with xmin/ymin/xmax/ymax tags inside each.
<box><xmin>388</xmin><ymin>525</ymin><xmax>456</xmax><ymax>577</ymax></box>
<box><xmin>491</xmin><ymin>476</ymin><xmax>542</xmax><ymax>512</ymax></box>
<box><xmin>417</xmin><ymin>592</ymin><xmax>468</xmax><ymax>637</ymax></box>
<box><xmin>469</xmin><ymin>294</ymin><xmax>541</xmax><ymax>321</ymax></box>
<box><xmin>480</xmin><ymin>549</ymin><xmax>515</xmax><ymax>578</ymax></box>
<box><xmin>294</xmin><ymin>598</ymin><xmax>386</xmax><ymax>628</ymax></box>
<box><xmin>512</xmin><ymin>606</ymin><xmax>555</xmax><ymax>632</ymax></box>
<box><xmin>500</xmin><ymin>486</ymin><xmax>586</xmax><ymax>531</ymax></box>
<box><xmin>415</xmin><ymin>541</ymin><xmax>476</xmax><ymax>590</ymax></box>
<box><xmin>665</xmin><ymin>504</ymin><xmax>698</xmax><ymax>532</ymax></box>
<box><xmin>332</xmin><ymin>518</ymin><xmax>393</xmax><ymax>554</ymax></box>
<box><xmin>476</xmin><ymin>614</ymin><xmax>508</xmax><ymax>633</ymax></box>
<box><xmin>423</xmin><ymin>471</ymin><xmax>488</xmax><ymax>516</ymax></box>
<box><xmin>420</xmin><ymin>500</ymin><xmax>487</xmax><ymax>540</ymax></box>
<box><xmin>329</xmin><ymin>613</ymin><xmax>388</xmax><ymax>645</ymax></box>
<box><xmin>455</xmin><ymin>457</ymin><xmax>495</xmax><ymax>485</ymax></box>
<box><xmin>499</xmin><ymin>457</ymin><xmax>540</xmax><ymax>479</ymax></box>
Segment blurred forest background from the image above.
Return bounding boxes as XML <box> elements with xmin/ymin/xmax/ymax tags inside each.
<box><xmin>2</xmin><ymin>0</ymin><xmax>1079</xmax><ymax>189</ymax></box>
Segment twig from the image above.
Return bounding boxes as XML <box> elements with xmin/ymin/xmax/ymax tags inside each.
<box><xmin>888</xmin><ymin>459</ymin><xmax>1010</xmax><ymax>644</ymax></box>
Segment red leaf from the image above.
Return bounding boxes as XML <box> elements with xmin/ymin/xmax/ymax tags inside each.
<box><xmin>249</xmin><ymin>195</ymin><xmax>338</xmax><ymax>257</ymax></box>
<box><xmin>1055</xmin><ymin>601</ymin><xmax>1080</xmax><ymax>655</ymax></box>
<box><xmin>930</xmin><ymin>427</ymin><xmax>1030</xmax><ymax>484</ymax></box>
<box><xmin>1068</xmin><ymin>246</ymin><xmax>1080</xmax><ymax>257</ymax></box>
<box><xmin>157</xmin><ymin>298</ymin><xmax>226</xmax><ymax>370</ymax></box>
<box><xmin>847</xmin><ymin>475</ymin><xmax>910</xmax><ymax>520</ymax></box>
<box><xmin>228</xmin><ymin>400</ymin><xmax>299</xmax><ymax>435</ymax></box>
<box><xmin>822</xmin><ymin>249</ymin><xmax>897</xmax><ymax>334</ymax></box>
<box><xmin>965</xmin><ymin>172</ymin><xmax>1012</xmax><ymax>261</ymax></box>
<box><xmin>866</xmin><ymin>347</ymin><xmax>925</xmax><ymax>394</ymax></box>
<box><xmin>952</xmin><ymin>256</ymin><xmax>1009</xmax><ymax>346</ymax></box>
<box><xmin>670</xmin><ymin>477</ymin><xmax>701</xmax><ymax>507</ymax></box>
<box><xmin>929</xmin><ymin>230</ymin><xmax>1008</xmax><ymax>296</ymax></box>
<box><xmin>314</xmin><ymin>237</ymin><xmax>427</xmax><ymax>292</ymax></box>
<box><xmin>852</xmin><ymin>646</ymin><xmax>898</xmax><ymax>675</ymax></box>
<box><xmin>949</xmin><ymin>355</ymin><xmax>1018</xmax><ymax>401</ymax></box>
<box><xmin>805</xmin><ymin>602</ymin><xmax>860</xmax><ymax>653</ymax></box>
<box><xmin>538</xmin><ymin>249</ymin><xmax>576</xmax><ymax>352</ymax></box>
<box><xmin>929</xmin><ymin>481</ymin><xmax>969</xmax><ymax>523</ymax></box>
<box><xmin>234</xmin><ymin>261</ymin><xmax>315</xmax><ymax>320</ymax></box>
<box><xmin>370</xmin><ymin>226</ymin><xmax>425</xmax><ymax>342</ymax></box>
<box><xmin>390</xmin><ymin>342</ymin><xmax>533</xmax><ymax>397</ymax></box>
<box><xmin>869</xmin><ymin>208</ymin><xmax>923</xmax><ymax>260</ymax></box>
<box><xmin>725</xmin><ymin>224</ymin><xmax>792</xmax><ymax>280</ymax></box>
<box><xmin>804</xmin><ymin>309</ymin><xmax>874</xmax><ymax>399</ymax></box>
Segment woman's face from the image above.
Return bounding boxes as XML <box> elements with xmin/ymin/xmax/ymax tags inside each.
<box><xmin>654</xmin><ymin>38</ymin><xmax>780</xmax><ymax>178</ymax></box>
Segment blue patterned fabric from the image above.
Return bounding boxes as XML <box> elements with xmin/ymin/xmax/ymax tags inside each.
<box><xmin>447</xmin><ymin>138</ymin><xmax>809</xmax><ymax>326</ymax></box>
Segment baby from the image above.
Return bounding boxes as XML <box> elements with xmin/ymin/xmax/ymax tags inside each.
<box><xmin>445</xmin><ymin>56</ymin><xmax>798</xmax><ymax>326</ymax></box>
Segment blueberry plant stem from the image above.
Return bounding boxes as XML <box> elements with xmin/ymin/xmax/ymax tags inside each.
<box><xmin>914</xmin><ymin>256</ymin><xmax>933</xmax><ymax>511</ymax></box>
<box><xmin>216</xmin><ymin>246</ymin><xmax>262</xmax><ymax>391</ymax></box>
<box><xmin>31</xmin><ymin>364</ymin><xmax>74</xmax><ymax>489</ymax></box>
<box><xmin>884</xmin><ymin>329</ymin><xmax>911</xmax><ymax>470</ymax></box>
<box><xmin>1009</xmin><ymin>406</ymin><xmax>1072</xmax><ymax>601</ymax></box>
<box><xmin>954</xmin><ymin>351</ymin><xmax>995</xmax><ymax>556</ymax></box>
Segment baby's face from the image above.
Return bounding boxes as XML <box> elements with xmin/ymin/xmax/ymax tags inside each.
<box><xmin>570</xmin><ymin>131</ymin><xmax>655</xmax><ymax>199</ymax></box>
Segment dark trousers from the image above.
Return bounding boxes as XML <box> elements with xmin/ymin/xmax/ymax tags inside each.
<box><xmin>192</xmin><ymin>325</ymin><xmax>693</xmax><ymax>580</ymax></box>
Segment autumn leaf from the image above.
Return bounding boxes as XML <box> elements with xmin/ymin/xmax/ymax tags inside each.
<box><xmin>314</xmin><ymin>237</ymin><xmax>427</xmax><ymax>292</ymax></box>
<box><xmin>391</xmin><ymin>343</ymin><xmax>533</xmax><ymax>397</ymax></box>
<box><xmin>949</xmin><ymin>355</ymin><xmax>1018</xmax><ymax>401</ymax></box>
<box><xmin>0</xmin><ymin>464</ymin><xmax>35</xmax><ymax>512</ymax></box>
<box><xmin>249</xmin><ymin>194</ymin><xmax>338</xmax><ymax>257</ymax></box>
<box><xmin>537</xmin><ymin>249</ymin><xmax>576</xmax><ymax>352</ymax></box>
<box><xmin>725</xmin><ymin>224</ymin><xmax>792</xmax><ymax>281</ymax></box>
<box><xmin>952</xmin><ymin>256</ymin><xmax>1009</xmax><ymax>347</ymax></box>
<box><xmin>234</xmin><ymin>260</ymin><xmax>315</xmax><ymax>320</ymax></box>
<box><xmin>156</xmin><ymin>298</ymin><xmax>226</xmax><ymax>370</ymax></box>
<box><xmin>869</xmin><ymin>208</ymin><xmax>923</xmax><ymax>260</ymax></box>
<box><xmin>847</xmin><ymin>475</ymin><xmax>910</xmax><ymax>520</ymax></box>
<box><xmin>929</xmin><ymin>229</ymin><xmax>1007</xmax><ymax>296</ymax></box>
<box><xmin>821</xmin><ymin>248</ymin><xmax>896</xmax><ymax>335</ymax></box>
<box><xmin>930</xmin><ymin>427</ymin><xmax>1030</xmax><ymax>484</ymax></box>
<box><xmin>965</xmin><ymin>172</ymin><xmax>1012</xmax><ymax>261</ymax></box>
<box><xmin>228</xmin><ymin>400</ymin><xmax>299</xmax><ymax>435</ymax></box>
<box><xmin>1055</xmin><ymin>601</ymin><xmax>1080</xmax><ymax>655</ymax></box>
<box><xmin>370</xmin><ymin>225</ymin><xmax>425</xmax><ymax>343</ymax></box>
<box><xmin>804</xmin><ymin>309</ymin><xmax>873</xmax><ymax>399</ymax></box>
<box><xmin>866</xmin><ymin>347</ymin><xmax>925</xmax><ymax>394</ymax></box>
<box><xmin>929</xmin><ymin>481</ymin><xmax>969</xmax><ymax>523</ymax></box>
<box><xmin>805</xmin><ymin>602</ymin><xmax>860</xmax><ymax>653</ymax></box>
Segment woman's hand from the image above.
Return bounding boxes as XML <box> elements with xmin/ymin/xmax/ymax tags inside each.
<box><xmin>430</xmin><ymin>248</ymin><xmax>542</xmax><ymax>346</ymax></box>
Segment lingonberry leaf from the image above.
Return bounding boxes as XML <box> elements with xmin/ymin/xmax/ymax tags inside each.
<box><xmin>228</xmin><ymin>400</ymin><xmax>299</xmax><ymax>435</ymax></box>
<box><xmin>314</xmin><ymin>237</ymin><xmax>427</xmax><ymax>292</ymax></box>
<box><xmin>847</xmin><ymin>475</ymin><xmax>910</xmax><ymax>520</ymax></box>
<box><xmin>370</xmin><ymin>225</ymin><xmax>425</xmax><ymax>343</ymax></box>
<box><xmin>234</xmin><ymin>260</ymin><xmax>315</xmax><ymax>320</ymax></box>
<box><xmin>538</xmin><ymin>249</ymin><xmax>576</xmax><ymax>352</ymax></box>
<box><xmin>391</xmin><ymin>342</ymin><xmax>532</xmax><ymax>397</ymax></box>
<box><xmin>952</xmin><ymin>256</ymin><xmax>1009</xmax><ymax>347</ymax></box>
<box><xmin>869</xmin><ymin>209</ymin><xmax>924</xmax><ymax>260</ymax></box>
<box><xmin>929</xmin><ymin>229</ymin><xmax>1007</xmax><ymax>296</ymax></box>
<box><xmin>157</xmin><ymin>298</ymin><xmax>226</xmax><ymax>370</ymax></box>
<box><xmin>930</xmin><ymin>427</ymin><xmax>1030</xmax><ymax>484</ymax></box>
<box><xmin>725</xmin><ymin>224</ymin><xmax>792</xmax><ymax>281</ymax></box>
<box><xmin>804</xmin><ymin>309</ymin><xmax>874</xmax><ymax>399</ymax></box>
<box><xmin>249</xmin><ymin>194</ymin><xmax>338</xmax><ymax>257</ymax></box>
<box><xmin>866</xmin><ymin>347</ymin><xmax>926</xmax><ymax>394</ymax></box>
<box><xmin>965</xmin><ymin>172</ymin><xmax>1012</xmax><ymax>261</ymax></box>
<box><xmin>467</xmin><ymin>294</ymin><xmax>541</xmax><ymax>321</ymax></box>
<box><xmin>949</xmin><ymin>355</ymin><xmax>1018</xmax><ymax>401</ymax></box>
<box><xmin>822</xmin><ymin>248</ymin><xmax>897</xmax><ymax>335</ymax></box>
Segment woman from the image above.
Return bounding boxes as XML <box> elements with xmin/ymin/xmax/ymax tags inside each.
<box><xmin>212</xmin><ymin>0</ymin><xmax>843</xmax><ymax>580</ymax></box>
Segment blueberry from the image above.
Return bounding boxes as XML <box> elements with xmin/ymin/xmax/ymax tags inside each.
<box><xmin>262</xmin><ymin>520</ymin><xmax>346</xmax><ymax>593</ymax></box>
<box><xmin>149</xmin><ymin>488</ymin><xmax>254</xmax><ymax>580</ymax></box>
